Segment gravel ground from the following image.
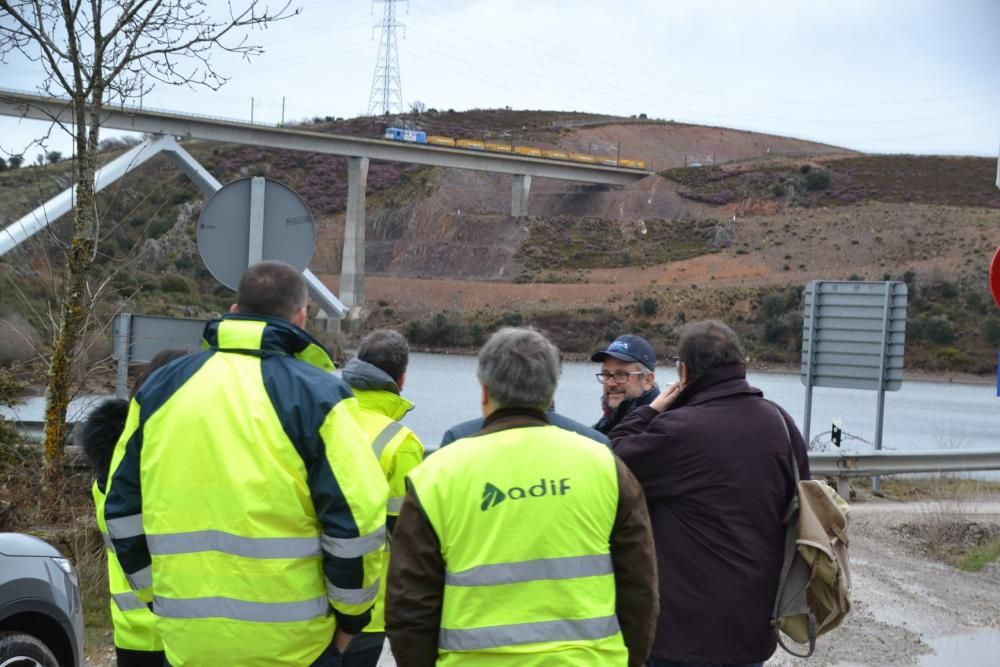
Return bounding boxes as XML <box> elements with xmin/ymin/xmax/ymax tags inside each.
<box><xmin>767</xmin><ymin>501</ymin><xmax>1000</xmax><ymax>667</ymax></box>
<box><xmin>85</xmin><ymin>501</ymin><xmax>1000</xmax><ymax>667</ymax></box>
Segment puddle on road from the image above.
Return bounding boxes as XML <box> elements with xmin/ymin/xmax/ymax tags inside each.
<box><xmin>917</xmin><ymin>627</ymin><xmax>1000</xmax><ymax>666</ymax></box>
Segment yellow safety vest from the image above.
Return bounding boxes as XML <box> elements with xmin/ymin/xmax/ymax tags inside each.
<box><xmin>105</xmin><ymin>316</ymin><xmax>388</xmax><ymax>667</ymax></box>
<box><xmin>92</xmin><ymin>482</ymin><xmax>163</xmax><ymax>652</ymax></box>
<box><xmin>408</xmin><ymin>424</ymin><xmax>627</xmax><ymax>666</ymax></box>
<box><xmin>352</xmin><ymin>388</ymin><xmax>425</xmax><ymax>633</ymax></box>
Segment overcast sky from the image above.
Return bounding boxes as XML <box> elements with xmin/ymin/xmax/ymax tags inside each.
<box><xmin>2</xmin><ymin>0</ymin><xmax>999</xmax><ymax>164</ymax></box>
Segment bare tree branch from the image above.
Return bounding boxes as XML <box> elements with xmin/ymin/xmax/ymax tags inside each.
<box><xmin>0</xmin><ymin>0</ymin><xmax>299</xmax><ymax>481</ymax></box>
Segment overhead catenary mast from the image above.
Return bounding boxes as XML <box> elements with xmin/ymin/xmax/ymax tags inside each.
<box><xmin>367</xmin><ymin>0</ymin><xmax>406</xmax><ymax>116</ymax></box>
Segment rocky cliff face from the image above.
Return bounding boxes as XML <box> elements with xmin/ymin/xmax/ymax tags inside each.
<box><xmin>312</xmin><ymin>164</ymin><xmax>720</xmax><ymax>281</ymax></box>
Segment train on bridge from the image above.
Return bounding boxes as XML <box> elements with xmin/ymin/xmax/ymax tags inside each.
<box><xmin>383</xmin><ymin>127</ymin><xmax>648</xmax><ymax>170</ymax></box>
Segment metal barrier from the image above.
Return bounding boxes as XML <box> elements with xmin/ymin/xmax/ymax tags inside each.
<box><xmin>810</xmin><ymin>449</ymin><xmax>1000</xmax><ymax>497</ymax></box>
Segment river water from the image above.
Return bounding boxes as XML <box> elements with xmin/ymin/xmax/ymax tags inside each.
<box><xmin>397</xmin><ymin>353</ymin><xmax>999</xmax><ymax>454</ymax></box>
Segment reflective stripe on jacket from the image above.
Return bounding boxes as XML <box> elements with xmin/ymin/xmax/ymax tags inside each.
<box><xmin>408</xmin><ymin>424</ymin><xmax>626</xmax><ymax>666</ymax></box>
<box><xmin>104</xmin><ymin>315</ymin><xmax>389</xmax><ymax>667</ymax></box>
<box><xmin>93</xmin><ymin>481</ymin><xmax>163</xmax><ymax>652</ymax></box>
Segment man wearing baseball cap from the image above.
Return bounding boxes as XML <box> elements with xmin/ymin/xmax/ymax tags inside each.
<box><xmin>592</xmin><ymin>334</ymin><xmax>659</xmax><ymax>435</ymax></box>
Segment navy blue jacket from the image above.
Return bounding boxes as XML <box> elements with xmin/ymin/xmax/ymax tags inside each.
<box><xmin>440</xmin><ymin>408</ymin><xmax>610</xmax><ymax>448</ymax></box>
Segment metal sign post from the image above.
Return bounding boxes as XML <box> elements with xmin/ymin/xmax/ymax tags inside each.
<box><xmin>111</xmin><ymin>314</ymin><xmax>208</xmax><ymax>398</ymax></box>
<box><xmin>801</xmin><ymin>283</ymin><xmax>820</xmax><ymax>444</ymax></box>
<box><xmin>112</xmin><ymin>313</ymin><xmax>132</xmax><ymax>400</ymax></box>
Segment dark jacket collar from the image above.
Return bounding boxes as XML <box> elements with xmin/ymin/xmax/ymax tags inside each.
<box><xmin>669</xmin><ymin>362</ymin><xmax>762</xmax><ymax>411</ymax></box>
<box><xmin>595</xmin><ymin>384</ymin><xmax>659</xmax><ymax>434</ymax></box>
<box><xmin>479</xmin><ymin>407</ymin><xmax>550</xmax><ymax>437</ymax></box>
<box><xmin>342</xmin><ymin>358</ymin><xmax>401</xmax><ymax>394</ymax></box>
<box><xmin>201</xmin><ymin>314</ymin><xmax>334</xmax><ymax>372</ymax></box>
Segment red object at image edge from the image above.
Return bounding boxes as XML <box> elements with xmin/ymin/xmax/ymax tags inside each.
<box><xmin>991</xmin><ymin>245</ymin><xmax>1000</xmax><ymax>308</ymax></box>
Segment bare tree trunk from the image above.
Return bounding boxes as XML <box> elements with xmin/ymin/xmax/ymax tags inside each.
<box><xmin>3</xmin><ymin>0</ymin><xmax>297</xmax><ymax>485</ymax></box>
<box><xmin>42</xmin><ymin>232</ymin><xmax>93</xmax><ymax>480</ymax></box>
<box><xmin>42</xmin><ymin>92</ymin><xmax>98</xmax><ymax>485</ymax></box>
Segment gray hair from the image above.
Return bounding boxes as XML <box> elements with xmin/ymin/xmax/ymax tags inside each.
<box><xmin>477</xmin><ymin>327</ymin><xmax>560</xmax><ymax>410</ymax></box>
<box><xmin>357</xmin><ymin>329</ymin><xmax>409</xmax><ymax>382</ymax></box>
<box><xmin>676</xmin><ymin>320</ymin><xmax>744</xmax><ymax>382</ymax></box>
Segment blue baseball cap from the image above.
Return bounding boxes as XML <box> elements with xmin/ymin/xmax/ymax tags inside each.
<box><xmin>591</xmin><ymin>335</ymin><xmax>656</xmax><ymax>371</ymax></box>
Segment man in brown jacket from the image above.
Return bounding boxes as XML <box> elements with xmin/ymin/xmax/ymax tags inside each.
<box><xmin>611</xmin><ymin>320</ymin><xmax>810</xmax><ymax>667</ymax></box>
<box><xmin>386</xmin><ymin>327</ymin><xmax>658</xmax><ymax>667</ymax></box>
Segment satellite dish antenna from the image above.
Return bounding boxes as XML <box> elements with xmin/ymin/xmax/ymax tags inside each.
<box><xmin>197</xmin><ymin>177</ymin><xmax>315</xmax><ymax>290</ymax></box>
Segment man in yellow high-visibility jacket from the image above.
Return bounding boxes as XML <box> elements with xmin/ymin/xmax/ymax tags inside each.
<box><xmin>79</xmin><ymin>349</ymin><xmax>187</xmax><ymax>667</ymax></box>
<box><xmin>340</xmin><ymin>329</ymin><xmax>425</xmax><ymax>666</ymax></box>
<box><xmin>104</xmin><ymin>261</ymin><xmax>388</xmax><ymax>667</ymax></box>
<box><xmin>386</xmin><ymin>327</ymin><xmax>659</xmax><ymax>667</ymax></box>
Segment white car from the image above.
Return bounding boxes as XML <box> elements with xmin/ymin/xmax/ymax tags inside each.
<box><xmin>0</xmin><ymin>533</ymin><xmax>84</xmax><ymax>666</ymax></box>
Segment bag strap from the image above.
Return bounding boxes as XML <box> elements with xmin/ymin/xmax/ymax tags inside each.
<box><xmin>778</xmin><ymin>617</ymin><xmax>817</xmax><ymax>659</ymax></box>
<box><xmin>771</xmin><ymin>401</ymin><xmax>801</xmax><ymax>486</ymax></box>
<box><xmin>767</xmin><ymin>400</ymin><xmax>817</xmax><ymax>658</ymax></box>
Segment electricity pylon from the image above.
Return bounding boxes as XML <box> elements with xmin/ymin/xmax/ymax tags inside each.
<box><xmin>367</xmin><ymin>1</ymin><xmax>406</xmax><ymax>116</ymax></box>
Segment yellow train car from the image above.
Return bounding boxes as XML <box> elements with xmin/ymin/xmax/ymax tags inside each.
<box><xmin>397</xmin><ymin>127</ymin><xmax>648</xmax><ymax>170</ymax></box>
<box><xmin>456</xmin><ymin>139</ymin><xmax>486</xmax><ymax>151</ymax></box>
<box><xmin>427</xmin><ymin>135</ymin><xmax>456</xmax><ymax>147</ymax></box>
<box><xmin>618</xmin><ymin>158</ymin><xmax>648</xmax><ymax>170</ymax></box>
<box><xmin>484</xmin><ymin>142</ymin><xmax>512</xmax><ymax>153</ymax></box>
<box><xmin>569</xmin><ymin>152</ymin><xmax>597</xmax><ymax>164</ymax></box>
<box><xmin>513</xmin><ymin>146</ymin><xmax>542</xmax><ymax>157</ymax></box>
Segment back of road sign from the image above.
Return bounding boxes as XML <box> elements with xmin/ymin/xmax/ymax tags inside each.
<box><xmin>197</xmin><ymin>177</ymin><xmax>315</xmax><ymax>290</ymax></box>
<box><xmin>801</xmin><ymin>281</ymin><xmax>907</xmax><ymax>391</ymax></box>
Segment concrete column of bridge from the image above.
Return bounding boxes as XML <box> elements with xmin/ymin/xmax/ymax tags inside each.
<box><xmin>511</xmin><ymin>174</ymin><xmax>532</xmax><ymax>217</ymax></box>
<box><xmin>341</xmin><ymin>157</ymin><xmax>370</xmax><ymax>329</ymax></box>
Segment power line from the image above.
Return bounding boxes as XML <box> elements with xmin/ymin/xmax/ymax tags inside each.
<box><xmin>417</xmin><ymin>0</ymin><xmax>1000</xmax><ymax>109</ymax></box>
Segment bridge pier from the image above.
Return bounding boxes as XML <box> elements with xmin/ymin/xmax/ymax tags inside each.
<box><xmin>341</xmin><ymin>157</ymin><xmax>370</xmax><ymax>330</ymax></box>
<box><xmin>511</xmin><ymin>174</ymin><xmax>531</xmax><ymax>217</ymax></box>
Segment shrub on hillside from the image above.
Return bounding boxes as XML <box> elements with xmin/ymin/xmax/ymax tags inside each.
<box><xmin>981</xmin><ymin>317</ymin><xmax>1000</xmax><ymax>346</ymax></box>
<box><xmin>499</xmin><ymin>312</ymin><xmax>523</xmax><ymax>327</ymax></box>
<box><xmin>763</xmin><ymin>317</ymin><xmax>787</xmax><ymax>344</ymax></box>
<box><xmin>0</xmin><ymin>313</ymin><xmax>38</xmax><ymax>365</ymax></box>
<box><xmin>158</xmin><ymin>274</ymin><xmax>195</xmax><ymax>294</ymax></box>
<box><xmin>761</xmin><ymin>293</ymin><xmax>787</xmax><ymax>319</ymax></box>
<box><xmin>0</xmin><ymin>367</ymin><xmax>25</xmax><ymax>455</ymax></box>
<box><xmin>909</xmin><ymin>315</ymin><xmax>956</xmax><ymax>345</ymax></box>
<box><xmin>938</xmin><ymin>347</ymin><xmax>969</xmax><ymax>367</ymax></box>
<box><xmin>805</xmin><ymin>170</ymin><xmax>830</xmax><ymax>191</ymax></box>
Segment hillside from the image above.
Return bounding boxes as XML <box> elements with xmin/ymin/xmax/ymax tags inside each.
<box><xmin>1</xmin><ymin>108</ymin><xmax>998</xmax><ymax>384</ymax></box>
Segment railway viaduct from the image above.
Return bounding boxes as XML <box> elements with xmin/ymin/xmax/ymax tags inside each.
<box><xmin>0</xmin><ymin>89</ymin><xmax>648</xmax><ymax>322</ymax></box>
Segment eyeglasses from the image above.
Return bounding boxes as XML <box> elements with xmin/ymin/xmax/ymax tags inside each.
<box><xmin>595</xmin><ymin>370</ymin><xmax>646</xmax><ymax>385</ymax></box>
<box><xmin>671</xmin><ymin>355</ymin><xmax>682</xmax><ymax>369</ymax></box>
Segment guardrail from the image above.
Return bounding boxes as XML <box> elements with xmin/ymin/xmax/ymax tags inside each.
<box><xmin>810</xmin><ymin>449</ymin><xmax>1000</xmax><ymax>497</ymax></box>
